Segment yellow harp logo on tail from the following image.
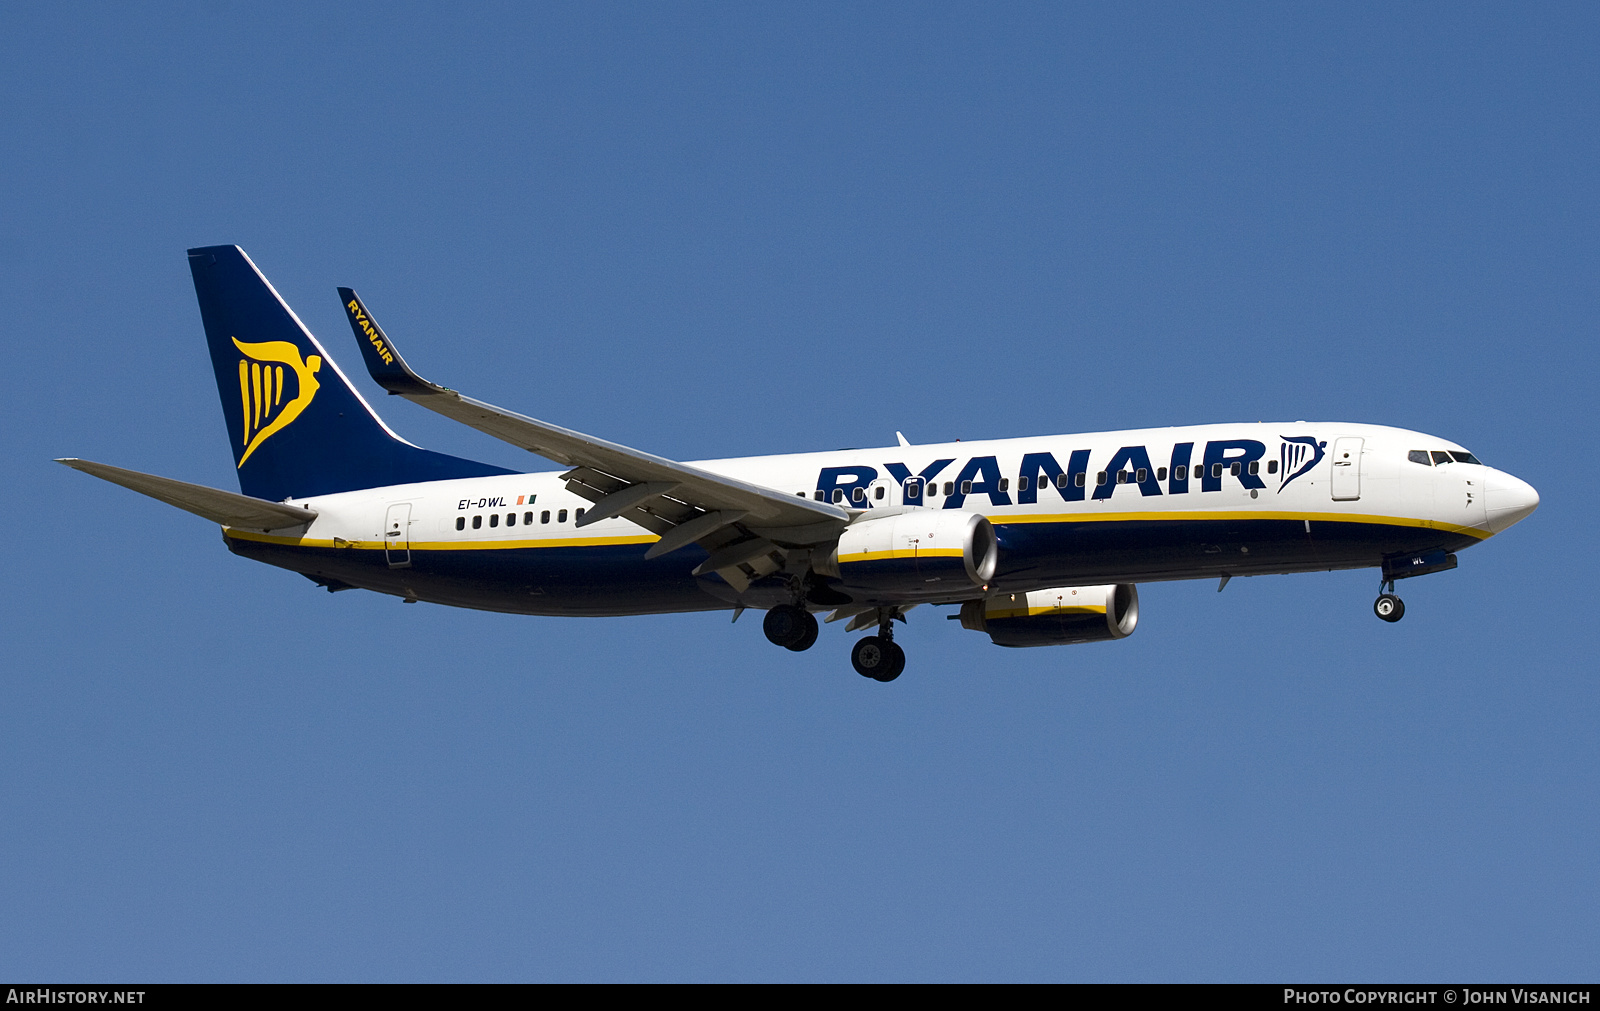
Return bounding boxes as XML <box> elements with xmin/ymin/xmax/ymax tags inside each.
<box><xmin>233</xmin><ymin>337</ymin><xmax>322</xmax><ymax>467</ymax></box>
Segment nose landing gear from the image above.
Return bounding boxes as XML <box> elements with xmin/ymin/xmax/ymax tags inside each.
<box><xmin>1374</xmin><ymin>580</ymin><xmax>1405</xmax><ymax>623</ymax></box>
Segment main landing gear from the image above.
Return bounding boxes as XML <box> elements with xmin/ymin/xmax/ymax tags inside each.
<box><xmin>762</xmin><ymin>603</ymin><xmax>905</xmax><ymax>682</ymax></box>
<box><xmin>1374</xmin><ymin>580</ymin><xmax>1405</xmax><ymax>623</ymax></box>
<box><xmin>850</xmin><ymin>613</ymin><xmax>906</xmax><ymax>683</ymax></box>
<box><xmin>763</xmin><ymin>604</ymin><xmax>819</xmax><ymax>652</ymax></box>
<box><xmin>851</xmin><ymin>635</ymin><xmax>905</xmax><ymax>682</ymax></box>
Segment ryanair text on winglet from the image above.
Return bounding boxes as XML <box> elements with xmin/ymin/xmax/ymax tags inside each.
<box><xmin>347</xmin><ymin>299</ymin><xmax>394</xmax><ymax>365</ymax></box>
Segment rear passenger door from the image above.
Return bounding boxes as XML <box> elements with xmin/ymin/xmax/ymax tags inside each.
<box><xmin>384</xmin><ymin>502</ymin><xmax>412</xmax><ymax>568</ymax></box>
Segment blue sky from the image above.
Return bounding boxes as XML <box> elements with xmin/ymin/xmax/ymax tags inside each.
<box><xmin>3</xmin><ymin>3</ymin><xmax>1596</xmax><ymax>981</ymax></box>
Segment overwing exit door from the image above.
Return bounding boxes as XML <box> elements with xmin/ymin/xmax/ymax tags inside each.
<box><xmin>384</xmin><ymin>502</ymin><xmax>412</xmax><ymax>568</ymax></box>
<box><xmin>1330</xmin><ymin>438</ymin><xmax>1363</xmax><ymax>501</ymax></box>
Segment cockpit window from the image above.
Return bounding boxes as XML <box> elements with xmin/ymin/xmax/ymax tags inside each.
<box><xmin>1430</xmin><ymin>451</ymin><xmax>1453</xmax><ymax>465</ymax></box>
<box><xmin>1449</xmin><ymin>451</ymin><xmax>1482</xmax><ymax>465</ymax></box>
<box><xmin>1408</xmin><ymin>450</ymin><xmax>1431</xmax><ymax>466</ymax></box>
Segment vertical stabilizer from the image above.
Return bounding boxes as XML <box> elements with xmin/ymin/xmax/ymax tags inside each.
<box><xmin>187</xmin><ymin>245</ymin><xmax>511</xmax><ymax>500</ymax></box>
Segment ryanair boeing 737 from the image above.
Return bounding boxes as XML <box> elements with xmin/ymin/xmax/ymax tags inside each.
<box><xmin>59</xmin><ymin>246</ymin><xmax>1540</xmax><ymax>681</ymax></box>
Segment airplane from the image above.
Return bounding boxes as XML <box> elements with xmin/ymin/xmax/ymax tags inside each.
<box><xmin>59</xmin><ymin>245</ymin><xmax>1540</xmax><ymax>682</ymax></box>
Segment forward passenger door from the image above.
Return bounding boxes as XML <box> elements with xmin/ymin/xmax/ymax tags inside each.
<box><xmin>1330</xmin><ymin>438</ymin><xmax>1363</xmax><ymax>501</ymax></box>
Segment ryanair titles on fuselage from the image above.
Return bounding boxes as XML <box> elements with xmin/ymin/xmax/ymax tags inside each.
<box><xmin>811</xmin><ymin>434</ymin><xmax>1323</xmax><ymax>510</ymax></box>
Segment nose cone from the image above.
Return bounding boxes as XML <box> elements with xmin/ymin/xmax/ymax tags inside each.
<box><xmin>1484</xmin><ymin>468</ymin><xmax>1540</xmax><ymax>534</ymax></box>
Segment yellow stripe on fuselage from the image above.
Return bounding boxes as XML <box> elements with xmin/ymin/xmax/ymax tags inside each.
<box><xmin>995</xmin><ymin>508</ymin><xmax>1491</xmax><ymax>540</ymax></box>
<box><xmin>223</xmin><ymin>508</ymin><xmax>1487</xmax><ymax>551</ymax></box>
<box><xmin>225</xmin><ymin>529</ymin><xmax>658</xmax><ymax>551</ymax></box>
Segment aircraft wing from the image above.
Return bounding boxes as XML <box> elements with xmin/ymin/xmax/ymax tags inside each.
<box><xmin>57</xmin><ymin>458</ymin><xmax>317</xmax><ymax>530</ymax></box>
<box><xmin>338</xmin><ymin>289</ymin><xmax>850</xmax><ymax>554</ymax></box>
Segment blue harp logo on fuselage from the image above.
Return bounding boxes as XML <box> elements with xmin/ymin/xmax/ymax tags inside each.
<box><xmin>1277</xmin><ymin>435</ymin><xmax>1326</xmax><ymax>492</ymax></box>
<box><xmin>233</xmin><ymin>337</ymin><xmax>322</xmax><ymax>467</ymax></box>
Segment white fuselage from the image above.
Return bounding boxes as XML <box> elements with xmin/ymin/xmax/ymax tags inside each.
<box><xmin>220</xmin><ymin>421</ymin><xmax>1538</xmax><ymax>617</ymax></box>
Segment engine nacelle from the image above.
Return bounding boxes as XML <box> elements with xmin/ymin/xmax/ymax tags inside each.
<box><xmin>818</xmin><ymin>510</ymin><xmax>998</xmax><ymax>597</ymax></box>
<box><xmin>959</xmin><ymin>584</ymin><xmax>1139</xmax><ymax>648</ymax></box>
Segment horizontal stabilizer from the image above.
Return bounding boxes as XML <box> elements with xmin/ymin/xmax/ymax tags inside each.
<box><xmin>57</xmin><ymin>458</ymin><xmax>316</xmax><ymax>530</ymax></box>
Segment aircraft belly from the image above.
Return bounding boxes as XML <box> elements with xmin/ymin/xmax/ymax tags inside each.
<box><xmin>225</xmin><ymin>537</ymin><xmax>727</xmax><ymax>616</ymax></box>
<box><xmin>990</xmin><ymin>517</ymin><xmax>1481</xmax><ymax>587</ymax></box>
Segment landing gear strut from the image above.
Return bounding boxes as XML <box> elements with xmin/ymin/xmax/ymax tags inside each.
<box><xmin>851</xmin><ymin>612</ymin><xmax>906</xmax><ymax>682</ymax></box>
<box><xmin>1374</xmin><ymin>580</ymin><xmax>1405</xmax><ymax>623</ymax></box>
<box><xmin>763</xmin><ymin>604</ymin><xmax>819</xmax><ymax>651</ymax></box>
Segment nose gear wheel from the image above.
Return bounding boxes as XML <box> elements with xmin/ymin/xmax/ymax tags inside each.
<box><xmin>1374</xmin><ymin>593</ymin><xmax>1405</xmax><ymax>622</ymax></box>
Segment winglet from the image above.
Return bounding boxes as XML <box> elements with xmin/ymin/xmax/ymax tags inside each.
<box><xmin>337</xmin><ymin>287</ymin><xmax>452</xmax><ymax>397</ymax></box>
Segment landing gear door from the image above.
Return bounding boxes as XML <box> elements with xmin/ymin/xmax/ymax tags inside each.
<box><xmin>1330</xmin><ymin>437</ymin><xmax>1363</xmax><ymax>501</ymax></box>
<box><xmin>384</xmin><ymin>502</ymin><xmax>412</xmax><ymax>568</ymax></box>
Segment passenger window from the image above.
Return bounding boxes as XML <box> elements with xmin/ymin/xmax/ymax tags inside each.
<box><xmin>851</xmin><ymin>487</ymin><xmax>865</xmax><ymax>504</ymax></box>
<box><xmin>832</xmin><ymin>489</ymin><xmax>844</xmax><ymax>504</ymax></box>
<box><xmin>1136</xmin><ymin>468</ymin><xmax>1148</xmax><ymax>483</ymax></box>
<box><xmin>1116</xmin><ymin>471</ymin><xmax>1128</xmax><ymax>484</ymax></box>
<box><xmin>506</xmin><ymin>513</ymin><xmax>516</xmax><ymax>526</ymax></box>
<box><xmin>1408</xmin><ymin>451</ymin><xmax>1431</xmax><ymax>465</ymax></box>
<box><xmin>905</xmin><ymin>479</ymin><xmax>921</xmax><ymax>497</ymax></box>
<box><xmin>943</xmin><ymin>482</ymin><xmax>954</xmax><ymax>496</ymax></box>
<box><xmin>1074</xmin><ymin>473</ymin><xmax>1086</xmax><ymax>487</ymax></box>
<box><xmin>1450</xmin><ymin>451</ymin><xmax>1481</xmax><ymax>465</ymax></box>
<box><xmin>1157</xmin><ymin>467</ymin><xmax>1167</xmax><ymax>481</ymax></box>
<box><xmin>998</xmin><ymin>478</ymin><xmax>1009</xmax><ymax>492</ymax></box>
<box><xmin>558</xmin><ymin>509</ymin><xmax>568</xmax><ymax>523</ymax></box>
<box><xmin>524</xmin><ymin>512</ymin><xmax>534</xmax><ymax>525</ymax></box>
<box><xmin>541</xmin><ymin>510</ymin><xmax>551</xmax><ymax>524</ymax></box>
<box><xmin>814</xmin><ymin>490</ymin><xmax>824</xmax><ymax>501</ymax></box>
<box><xmin>455</xmin><ymin>516</ymin><xmax>465</xmax><ymax>531</ymax></box>
<box><xmin>1176</xmin><ymin>465</ymin><xmax>1187</xmax><ymax>481</ymax></box>
<box><xmin>1096</xmin><ymin>471</ymin><xmax>1108</xmax><ymax>486</ymax></box>
<box><xmin>960</xmin><ymin>481</ymin><xmax>972</xmax><ymax>495</ymax></box>
<box><xmin>1018</xmin><ymin>476</ymin><xmax>1030</xmax><ymax>492</ymax></box>
<box><xmin>1431</xmin><ymin>451</ymin><xmax>1452</xmax><ymax>465</ymax></box>
<box><xmin>1230</xmin><ymin>462</ymin><xmax>1241</xmax><ymax>476</ymax></box>
<box><xmin>489</xmin><ymin>514</ymin><xmax>499</xmax><ymax>527</ymax></box>
<box><xmin>1267</xmin><ymin>460</ymin><xmax>1278</xmax><ymax>474</ymax></box>
<box><xmin>1212</xmin><ymin>463</ymin><xmax>1223</xmax><ymax>478</ymax></box>
<box><xmin>1248</xmin><ymin>461</ymin><xmax>1259</xmax><ymax>475</ymax></box>
<box><xmin>1057</xmin><ymin>474</ymin><xmax>1071</xmax><ymax>489</ymax></box>
<box><xmin>472</xmin><ymin>515</ymin><xmax>482</xmax><ymax>529</ymax></box>
<box><xmin>874</xmin><ymin>486</ymin><xmax>884</xmax><ymax>500</ymax></box>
